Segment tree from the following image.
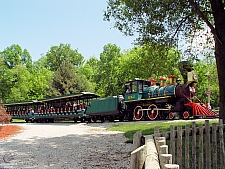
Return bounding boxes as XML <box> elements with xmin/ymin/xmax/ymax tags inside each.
<box><xmin>5</xmin><ymin>65</ymin><xmax>31</xmax><ymax>102</ymax></box>
<box><xmin>95</xmin><ymin>44</ymin><xmax>122</xmax><ymax>97</ymax></box>
<box><xmin>194</xmin><ymin>60</ymin><xmax>219</xmax><ymax>108</ymax></box>
<box><xmin>0</xmin><ymin>45</ymin><xmax>34</xmax><ymax>102</ymax></box>
<box><xmin>104</xmin><ymin>1</ymin><xmax>225</xmax><ymax>122</ymax></box>
<box><xmin>45</xmin><ymin>43</ymin><xmax>84</xmax><ymax>71</ymax></box>
<box><xmin>47</xmin><ymin>59</ymin><xmax>90</xmax><ymax>97</ymax></box>
<box><xmin>0</xmin><ymin>44</ymin><xmax>32</xmax><ymax>70</ymax></box>
<box><xmin>0</xmin><ymin>56</ymin><xmax>9</xmax><ymax>102</ymax></box>
<box><xmin>29</xmin><ymin>64</ymin><xmax>53</xmax><ymax>100</ymax></box>
<box><xmin>79</xmin><ymin>56</ymin><xmax>100</xmax><ymax>92</ymax></box>
<box><xmin>121</xmin><ymin>45</ymin><xmax>181</xmax><ymax>80</ymax></box>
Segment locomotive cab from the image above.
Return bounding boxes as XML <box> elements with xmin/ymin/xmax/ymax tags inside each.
<box><xmin>124</xmin><ymin>79</ymin><xmax>150</xmax><ymax>101</ymax></box>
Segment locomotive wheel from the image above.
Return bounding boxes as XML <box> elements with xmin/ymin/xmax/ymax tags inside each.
<box><xmin>92</xmin><ymin>117</ymin><xmax>97</xmax><ymax>123</ymax></box>
<box><xmin>119</xmin><ymin>115</ymin><xmax>124</xmax><ymax>122</ymax></box>
<box><xmin>147</xmin><ymin>104</ymin><xmax>158</xmax><ymax>120</ymax></box>
<box><xmin>80</xmin><ymin>118</ymin><xmax>85</xmax><ymax>123</ymax></box>
<box><xmin>100</xmin><ymin>116</ymin><xmax>105</xmax><ymax>123</ymax></box>
<box><xmin>109</xmin><ymin>116</ymin><xmax>114</xmax><ymax>122</ymax></box>
<box><xmin>169</xmin><ymin>112</ymin><xmax>175</xmax><ymax>120</ymax></box>
<box><xmin>183</xmin><ymin>111</ymin><xmax>190</xmax><ymax>120</ymax></box>
<box><xmin>133</xmin><ymin>106</ymin><xmax>143</xmax><ymax>120</ymax></box>
<box><xmin>73</xmin><ymin>118</ymin><xmax>77</xmax><ymax>123</ymax></box>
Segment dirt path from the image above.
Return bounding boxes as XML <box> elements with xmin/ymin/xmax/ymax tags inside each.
<box><xmin>0</xmin><ymin>123</ymin><xmax>131</xmax><ymax>169</ymax></box>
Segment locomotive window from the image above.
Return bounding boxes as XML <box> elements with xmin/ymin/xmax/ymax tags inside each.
<box><xmin>131</xmin><ymin>81</ymin><xmax>137</xmax><ymax>93</ymax></box>
<box><xmin>139</xmin><ymin>81</ymin><xmax>145</xmax><ymax>93</ymax></box>
<box><xmin>139</xmin><ymin>83</ymin><xmax>143</xmax><ymax>93</ymax></box>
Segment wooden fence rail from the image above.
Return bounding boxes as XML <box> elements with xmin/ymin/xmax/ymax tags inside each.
<box><xmin>131</xmin><ymin>131</ymin><xmax>179</xmax><ymax>169</ymax></box>
<box><xmin>131</xmin><ymin>119</ymin><xmax>225</xmax><ymax>169</ymax></box>
<box><xmin>156</xmin><ymin>119</ymin><xmax>225</xmax><ymax>169</ymax></box>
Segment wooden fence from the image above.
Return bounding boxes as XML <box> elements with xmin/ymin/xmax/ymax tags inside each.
<box><xmin>131</xmin><ymin>129</ymin><xmax>179</xmax><ymax>169</ymax></box>
<box><xmin>131</xmin><ymin>119</ymin><xmax>225</xmax><ymax>169</ymax></box>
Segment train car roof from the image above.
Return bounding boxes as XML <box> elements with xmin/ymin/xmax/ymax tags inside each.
<box><xmin>2</xmin><ymin>100</ymin><xmax>42</xmax><ymax>106</ymax></box>
<box><xmin>125</xmin><ymin>79</ymin><xmax>150</xmax><ymax>84</ymax></box>
<box><xmin>40</xmin><ymin>92</ymin><xmax>100</xmax><ymax>102</ymax></box>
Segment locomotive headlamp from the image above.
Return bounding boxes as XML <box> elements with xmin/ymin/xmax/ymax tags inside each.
<box><xmin>193</xmin><ymin>74</ymin><xmax>197</xmax><ymax>80</ymax></box>
<box><xmin>188</xmin><ymin>70</ymin><xmax>198</xmax><ymax>84</ymax></box>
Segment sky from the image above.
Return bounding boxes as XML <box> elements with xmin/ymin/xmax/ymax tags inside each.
<box><xmin>0</xmin><ymin>0</ymin><xmax>136</xmax><ymax>61</ymax></box>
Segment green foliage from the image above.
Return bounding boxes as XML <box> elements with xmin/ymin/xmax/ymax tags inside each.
<box><xmin>94</xmin><ymin>44</ymin><xmax>123</xmax><ymax>97</ymax></box>
<box><xmin>79</xmin><ymin>56</ymin><xmax>100</xmax><ymax>92</ymax></box>
<box><xmin>0</xmin><ymin>45</ymin><xmax>53</xmax><ymax>102</ymax></box>
<box><xmin>194</xmin><ymin>60</ymin><xmax>219</xmax><ymax>108</ymax></box>
<box><xmin>0</xmin><ymin>44</ymin><xmax>32</xmax><ymax>70</ymax></box>
<box><xmin>104</xmin><ymin>0</ymin><xmax>205</xmax><ymax>47</ymax></box>
<box><xmin>121</xmin><ymin>44</ymin><xmax>182</xmax><ymax>81</ymax></box>
<box><xmin>45</xmin><ymin>43</ymin><xmax>84</xmax><ymax>71</ymax></box>
<box><xmin>47</xmin><ymin>59</ymin><xmax>90</xmax><ymax>96</ymax></box>
<box><xmin>29</xmin><ymin>66</ymin><xmax>53</xmax><ymax>100</ymax></box>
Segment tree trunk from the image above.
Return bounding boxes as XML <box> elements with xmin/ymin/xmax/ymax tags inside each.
<box><xmin>212</xmin><ymin>2</ymin><xmax>225</xmax><ymax>123</ymax></box>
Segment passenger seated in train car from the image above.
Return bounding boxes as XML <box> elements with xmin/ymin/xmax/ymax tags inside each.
<box><xmin>30</xmin><ymin>108</ymin><xmax>34</xmax><ymax>116</ymax></box>
<box><xmin>26</xmin><ymin>108</ymin><xmax>29</xmax><ymax>115</ymax></box>
<box><xmin>126</xmin><ymin>85</ymin><xmax>131</xmax><ymax>93</ymax></box>
<box><xmin>65</xmin><ymin>102</ymin><xmax>69</xmax><ymax>108</ymax></box>
<box><xmin>73</xmin><ymin>101</ymin><xmax>78</xmax><ymax>110</ymax></box>
<box><xmin>80</xmin><ymin>102</ymin><xmax>85</xmax><ymax>111</ymax></box>
<box><xmin>51</xmin><ymin>106</ymin><xmax>55</xmax><ymax>112</ymax></box>
<box><xmin>22</xmin><ymin>108</ymin><xmax>26</xmax><ymax>115</ymax></box>
<box><xmin>38</xmin><ymin>106</ymin><xmax>43</xmax><ymax>114</ymax></box>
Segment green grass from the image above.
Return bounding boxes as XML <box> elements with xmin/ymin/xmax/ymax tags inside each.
<box><xmin>107</xmin><ymin>119</ymin><xmax>219</xmax><ymax>143</ymax></box>
<box><xmin>11</xmin><ymin>119</ymin><xmax>26</xmax><ymax>123</ymax></box>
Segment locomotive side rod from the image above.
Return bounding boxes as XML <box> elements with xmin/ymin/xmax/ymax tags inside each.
<box><xmin>137</xmin><ymin>108</ymin><xmax>170</xmax><ymax>112</ymax></box>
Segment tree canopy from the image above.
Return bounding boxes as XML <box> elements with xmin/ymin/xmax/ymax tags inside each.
<box><xmin>47</xmin><ymin>58</ymin><xmax>90</xmax><ymax>96</ymax></box>
<box><xmin>1</xmin><ymin>44</ymin><xmax>32</xmax><ymax>70</ymax></box>
<box><xmin>104</xmin><ymin>0</ymin><xmax>225</xmax><ymax>122</ymax></box>
<box><xmin>45</xmin><ymin>43</ymin><xmax>84</xmax><ymax>71</ymax></box>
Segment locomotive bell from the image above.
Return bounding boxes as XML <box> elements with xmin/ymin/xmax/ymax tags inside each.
<box><xmin>187</xmin><ymin>70</ymin><xmax>198</xmax><ymax>84</ymax></box>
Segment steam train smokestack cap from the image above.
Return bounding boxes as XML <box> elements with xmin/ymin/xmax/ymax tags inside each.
<box><xmin>160</xmin><ymin>76</ymin><xmax>167</xmax><ymax>81</ymax></box>
<box><xmin>150</xmin><ymin>78</ymin><xmax>157</xmax><ymax>82</ymax></box>
<box><xmin>150</xmin><ymin>78</ymin><xmax>157</xmax><ymax>86</ymax></box>
<box><xmin>160</xmin><ymin>76</ymin><xmax>167</xmax><ymax>87</ymax></box>
<box><xmin>168</xmin><ymin>75</ymin><xmax>177</xmax><ymax>85</ymax></box>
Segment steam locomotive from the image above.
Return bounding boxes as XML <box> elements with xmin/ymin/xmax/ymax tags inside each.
<box><xmin>85</xmin><ymin>69</ymin><xmax>217</xmax><ymax>122</ymax></box>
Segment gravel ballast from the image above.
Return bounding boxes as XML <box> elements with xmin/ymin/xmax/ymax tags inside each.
<box><xmin>0</xmin><ymin>123</ymin><xmax>131</xmax><ymax>169</ymax></box>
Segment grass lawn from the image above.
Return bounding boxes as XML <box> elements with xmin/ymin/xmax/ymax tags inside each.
<box><xmin>11</xmin><ymin>119</ymin><xmax>26</xmax><ymax>123</ymax></box>
<box><xmin>107</xmin><ymin>119</ymin><xmax>219</xmax><ymax>143</ymax></box>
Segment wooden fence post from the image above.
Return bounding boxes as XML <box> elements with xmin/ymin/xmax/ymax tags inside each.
<box><xmin>160</xmin><ymin>154</ymin><xmax>172</xmax><ymax>168</ymax></box>
<box><xmin>192</xmin><ymin>122</ymin><xmax>196</xmax><ymax>169</ymax></box>
<box><xmin>212</xmin><ymin>123</ymin><xmax>217</xmax><ymax>169</ymax></box>
<box><xmin>131</xmin><ymin>145</ymin><xmax>146</xmax><ymax>169</ymax></box>
<box><xmin>177</xmin><ymin>126</ymin><xmax>182</xmax><ymax>167</ymax></box>
<box><xmin>159</xmin><ymin>145</ymin><xmax>168</xmax><ymax>155</ymax></box>
<box><xmin>170</xmin><ymin>125</ymin><xmax>175</xmax><ymax>164</ymax></box>
<box><xmin>145</xmin><ymin>135</ymin><xmax>160</xmax><ymax>169</ymax></box>
<box><xmin>219</xmin><ymin>119</ymin><xmax>225</xmax><ymax>168</ymax></box>
<box><xmin>132</xmin><ymin>130</ymin><xmax>142</xmax><ymax>151</ymax></box>
<box><xmin>155</xmin><ymin>137</ymin><xmax>166</xmax><ymax>152</ymax></box>
<box><xmin>199</xmin><ymin>124</ymin><xmax>204</xmax><ymax>169</ymax></box>
<box><xmin>164</xmin><ymin>164</ymin><xmax>179</xmax><ymax>169</ymax></box>
<box><xmin>205</xmin><ymin>120</ymin><xmax>211</xmax><ymax>169</ymax></box>
<box><xmin>154</xmin><ymin>126</ymin><xmax>161</xmax><ymax>137</ymax></box>
<box><xmin>185</xmin><ymin>124</ymin><xmax>190</xmax><ymax>169</ymax></box>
